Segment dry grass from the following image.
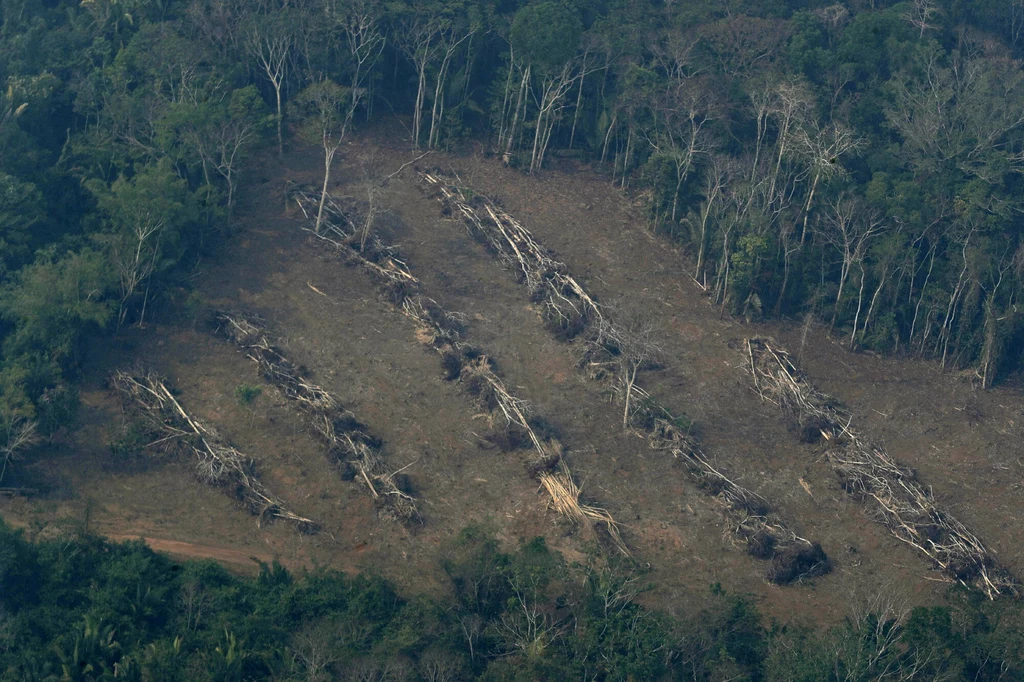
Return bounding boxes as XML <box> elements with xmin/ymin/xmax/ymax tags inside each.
<box><xmin>420</xmin><ymin>172</ymin><xmax>829</xmax><ymax>584</ymax></box>
<box><xmin>290</xmin><ymin>186</ymin><xmax>627</xmax><ymax>555</ymax></box>
<box><xmin>110</xmin><ymin>369</ymin><xmax>318</xmax><ymax>533</ymax></box>
<box><xmin>215</xmin><ymin>312</ymin><xmax>420</xmax><ymax>525</ymax></box>
<box><xmin>746</xmin><ymin>337</ymin><xmax>1018</xmax><ymax>599</ymax></box>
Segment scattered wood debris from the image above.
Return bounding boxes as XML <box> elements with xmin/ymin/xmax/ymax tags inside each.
<box><xmin>291</xmin><ymin>187</ymin><xmax>627</xmax><ymax>555</ymax></box>
<box><xmin>109</xmin><ymin>369</ymin><xmax>318</xmax><ymax>534</ymax></box>
<box><xmin>420</xmin><ymin>171</ymin><xmax>829</xmax><ymax>584</ymax></box>
<box><xmin>214</xmin><ymin>312</ymin><xmax>420</xmax><ymax>525</ymax></box>
<box><xmin>746</xmin><ymin>337</ymin><xmax>1018</xmax><ymax>599</ymax></box>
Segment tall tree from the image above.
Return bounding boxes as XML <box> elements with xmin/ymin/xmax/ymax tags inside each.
<box><xmin>291</xmin><ymin>80</ymin><xmax>349</xmax><ymax>235</ymax></box>
<box><xmin>245</xmin><ymin>3</ymin><xmax>295</xmax><ymax>155</ymax></box>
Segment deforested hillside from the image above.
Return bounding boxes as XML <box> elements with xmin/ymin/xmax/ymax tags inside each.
<box><xmin>4</xmin><ymin>0</ymin><xmax>1024</xmax><ymax>678</ymax></box>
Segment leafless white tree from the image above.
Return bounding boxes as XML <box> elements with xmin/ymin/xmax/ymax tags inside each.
<box><xmin>417</xmin><ymin>650</ymin><xmax>462</xmax><ymax>682</ymax></box>
<box><xmin>290</xmin><ymin>621</ymin><xmax>339</xmax><ymax>682</ymax></box>
<box><xmin>814</xmin><ymin>194</ymin><xmax>885</xmax><ymax>335</ymax></box>
<box><xmin>245</xmin><ymin>7</ymin><xmax>293</xmax><ymax>155</ymax></box>
<box><xmin>0</xmin><ymin>414</ymin><xmax>38</xmax><ymax>486</ymax></box>
<box><xmin>111</xmin><ymin>209</ymin><xmax>164</xmax><ymax>330</ymax></box>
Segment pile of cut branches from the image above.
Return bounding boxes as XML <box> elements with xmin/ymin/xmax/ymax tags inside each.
<box><xmin>745</xmin><ymin>338</ymin><xmax>849</xmax><ymax>443</ymax></box>
<box><xmin>421</xmin><ymin>172</ymin><xmax>599</xmax><ymax>340</ymax></box>
<box><xmin>291</xmin><ymin>188</ymin><xmax>626</xmax><ymax>554</ymax></box>
<box><xmin>215</xmin><ymin>312</ymin><xmax>419</xmax><ymax>525</ymax></box>
<box><xmin>746</xmin><ymin>337</ymin><xmax>1018</xmax><ymax>598</ymax></box>
<box><xmin>420</xmin><ymin>172</ymin><xmax>828</xmax><ymax>584</ymax></box>
<box><xmin>109</xmin><ymin>369</ymin><xmax>318</xmax><ymax>533</ymax></box>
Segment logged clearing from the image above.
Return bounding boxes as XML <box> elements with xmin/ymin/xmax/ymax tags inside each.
<box><xmin>5</xmin><ymin>131</ymin><xmax>1023</xmax><ymax>626</ymax></box>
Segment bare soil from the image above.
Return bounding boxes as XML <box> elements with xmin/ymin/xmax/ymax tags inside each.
<box><xmin>4</xmin><ymin>129</ymin><xmax>1022</xmax><ymax>627</ymax></box>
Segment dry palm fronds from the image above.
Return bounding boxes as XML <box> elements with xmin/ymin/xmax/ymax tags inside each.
<box><xmin>420</xmin><ymin>172</ymin><xmax>828</xmax><ymax>584</ymax></box>
<box><xmin>215</xmin><ymin>312</ymin><xmax>419</xmax><ymax>525</ymax></box>
<box><xmin>290</xmin><ymin>187</ymin><xmax>627</xmax><ymax>555</ymax></box>
<box><xmin>745</xmin><ymin>337</ymin><xmax>1018</xmax><ymax>599</ymax></box>
<box><xmin>109</xmin><ymin>369</ymin><xmax>318</xmax><ymax>533</ymax></box>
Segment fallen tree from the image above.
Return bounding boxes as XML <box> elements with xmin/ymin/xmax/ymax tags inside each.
<box><xmin>109</xmin><ymin>369</ymin><xmax>318</xmax><ymax>533</ymax></box>
<box><xmin>290</xmin><ymin>187</ymin><xmax>627</xmax><ymax>555</ymax></box>
<box><xmin>420</xmin><ymin>171</ymin><xmax>830</xmax><ymax>585</ymax></box>
<box><xmin>214</xmin><ymin>312</ymin><xmax>419</xmax><ymax>525</ymax></box>
<box><xmin>745</xmin><ymin>337</ymin><xmax>1018</xmax><ymax>599</ymax></box>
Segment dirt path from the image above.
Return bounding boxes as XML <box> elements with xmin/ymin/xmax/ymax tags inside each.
<box><xmin>104</xmin><ymin>534</ymin><xmax>290</xmax><ymax>572</ymax></box>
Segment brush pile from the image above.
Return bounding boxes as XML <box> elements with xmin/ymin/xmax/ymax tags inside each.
<box><xmin>421</xmin><ymin>172</ymin><xmax>600</xmax><ymax>340</ymax></box>
<box><xmin>746</xmin><ymin>337</ymin><xmax>1018</xmax><ymax>598</ymax></box>
<box><xmin>109</xmin><ymin>369</ymin><xmax>318</xmax><ymax>533</ymax></box>
<box><xmin>420</xmin><ymin>172</ymin><xmax>829</xmax><ymax>584</ymax></box>
<box><xmin>215</xmin><ymin>312</ymin><xmax>419</xmax><ymax>525</ymax></box>
<box><xmin>291</xmin><ymin>188</ymin><xmax>626</xmax><ymax>554</ymax></box>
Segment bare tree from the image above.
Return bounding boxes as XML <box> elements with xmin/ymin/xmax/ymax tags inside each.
<box><xmin>178</xmin><ymin>579</ymin><xmax>208</xmax><ymax>633</ymax></box>
<box><xmin>825</xmin><ymin>586</ymin><xmax>921</xmax><ymax>682</ymax></box>
<box><xmin>795</xmin><ymin>121</ymin><xmax>862</xmax><ymax>246</ymax></box>
<box><xmin>904</xmin><ymin>0</ymin><xmax>941</xmax><ymax>39</ymax></box>
<box><xmin>495</xmin><ymin>578</ymin><xmax>564</xmax><ymax>658</ymax></box>
<box><xmin>814</xmin><ymin>194</ymin><xmax>885</xmax><ymax>334</ymax></box>
<box><xmin>691</xmin><ymin>154</ymin><xmax>727</xmax><ymax>285</ymax></box>
<box><xmin>936</xmin><ymin>219</ymin><xmax>979</xmax><ymax>368</ymax></box>
<box><xmin>456</xmin><ymin>613</ymin><xmax>484</xmax><ymax>664</ymax></box>
<box><xmin>496</xmin><ymin>44</ymin><xmax>530</xmax><ymax>164</ymax></box>
<box><xmin>354</xmin><ymin>153</ymin><xmax>391</xmax><ymax>251</ymax></box>
<box><xmin>886</xmin><ymin>50</ymin><xmax>1024</xmax><ymax>182</ymax></box>
<box><xmin>765</xmin><ymin>78</ymin><xmax>813</xmax><ymax>202</ymax></box>
<box><xmin>111</xmin><ymin>209</ymin><xmax>164</xmax><ymax>331</ymax></box>
<box><xmin>427</xmin><ymin>21</ymin><xmax>474</xmax><ymax>150</ymax></box>
<box><xmin>330</xmin><ymin>0</ymin><xmax>387</xmax><ymax>124</ymax></box>
<box><xmin>417</xmin><ymin>650</ymin><xmax>462</xmax><ymax>682</ymax></box>
<box><xmin>593</xmin><ymin>314</ymin><xmax>661</xmax><ymax>428</ymax></box>
<box><xmin>292</xmin><ymin>80</ymin><xmax>349</xmax><ymax>235</ymax></box>
<box><xmin>699</xmin><ymin>15</ymin><xmax>791</xmax><ymax>77</ymax></box>
<box><xmin>645</xmin><ymin>76</ymin><xmax>716</xmax><ymax>224</ymax></box>
<box><xmin>0</xmin><ymin>414</ymin><xmax>38</xmax><ymax>486</ymax></box>
<box><xmin>1013</xmin><ymin>0</ymin><xmax>1024</xmax><ymax>50</ymax></box>
<box><xmin>245</xmin><ymin>6</ymin><xmax>294</xmax><ymax>155</ymax></box>
<box><xmin>290</xmin><ymin>621</ymin><xmax>339</xmax><ymax>682</ymax></box>
<box><xmin>393</xmin><ymin>9</ymin><xmax>442</xmax><ymax>149</ymax></box>
<box><xmin>180</xmin><ymin>102</ymin><xmax>265</xmax><ymax>213</ymax></box>
<box><xmin>527</xmin><ymin>58</ymin><xmax>579</xmax><ymax>173</ymax></box>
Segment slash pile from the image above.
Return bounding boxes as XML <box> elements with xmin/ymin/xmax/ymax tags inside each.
<box><xmin>420</xmin><ymin>171</ymin><xmax>829</xmax><ymax>584</ymax></box>
<box><xmin>110</xmin><ymin>369</ymin><xmax>318</xmax><ymax>533</ymax></box>
<box><xmin>746</xmin><ymin>337</ymin><xmax>1018</xmax><ymax>598</ymax></box>
<box><xmin>291</xmin><ymin>189</ymin><xmax>627</xmax><ymax>554</ymax></box>
<box><xmin>215</xmin><ymin>312</ymin><xmax>419</xmax><ymax>525</ymax></box>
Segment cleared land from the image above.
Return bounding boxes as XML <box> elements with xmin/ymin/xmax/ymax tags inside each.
<box><xmin>4</xmin><ymin>132</ymin><xmax>1023</xmax><ymax>625</ymax></box>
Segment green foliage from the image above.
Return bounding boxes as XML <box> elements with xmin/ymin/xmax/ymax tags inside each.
<box><xmin>0</xmin><ymin>174</ymin><xmax>44</xmax><ymax>278</ymax></box>
<box><xmin>234</xmin><ymin>384</ymin><xmax>262</xmax><ymax>408</ymax></box>
<box><xmin>290</xmin><ymin>80</ymin><xmax>351</xmax><ymax>149</ymax></box>
<box><xmin>3</xmin><ymin>518</ymin><xmax>1023</xmax><ymax>680</ymax></box>
<box><xmin>510</xmin><ymin>1</ymin><xmax>582</xmax><ymax>73</ymax></box>
<box><xmin>0</xmin><ymin>249</ymin><xmax>115</xmax><ymax>364</ymax></box>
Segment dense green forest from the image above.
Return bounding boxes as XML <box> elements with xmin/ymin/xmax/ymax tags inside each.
<box><xmin>2</xmin><ymin>517</ymin><xmax>1024</xmax><ymax>681</ymax></box>
<box><xmin>3</xmin><ymin>0</ymin><xmax>1024</xmax><ymax>476</ymax></box>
